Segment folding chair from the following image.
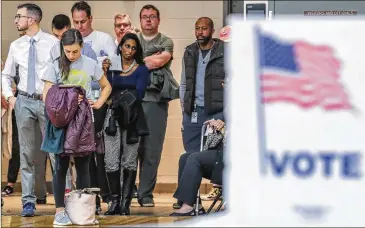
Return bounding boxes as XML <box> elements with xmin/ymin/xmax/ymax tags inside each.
<box><xmin>206</xmin><ymin>187</ymin><xmax>225</xmax><ymax>214</ymax></box>
<box><xmin>194</xmin><ymin>123</ymin><xmax>226</xmax><ymax>216</ymax></box>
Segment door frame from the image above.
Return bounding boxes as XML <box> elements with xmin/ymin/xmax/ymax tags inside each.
<box><xmin>223</xmin><ymin>0</ymin><xmax>275</xmax><ymax>25</ymax></box>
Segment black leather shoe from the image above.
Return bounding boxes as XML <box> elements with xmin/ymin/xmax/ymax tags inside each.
<box><xmin>2</xmin><ymin>186</ymin><xmax>14</xmax><ymax>196</ymax></box>
<box><xmin>104</xmin><ymin>195</ymin><xmax>120</xmax><ymax>216</ymax></box>
<box><xmin>105</xmin><ymin>171</ymin><xmax>121</xmax><ymax>215</ymax></box>
<box><xmin>170</xmin><ymin>209</ymin><xmax>195</xmax><ymax>216</ymax></box>
<box><xmin>169</xmin><ymin>207</ymin><xmax>206</xmax><ymax>216</ymax></box>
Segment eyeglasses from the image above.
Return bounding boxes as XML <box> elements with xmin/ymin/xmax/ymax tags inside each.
<box><xmin>14</xmin><ymin>15</ymin><xmax>31</xmax><ymax>20</ymax></box>
<box><xmin>141</xmin><ymin>15</ymin><xmax>158</xmax><ymax>20</ymax></box>
<box><xmin>114</xmin><ymin>23</ymin><xmax>131</xmax><ymax>29</ymax></box>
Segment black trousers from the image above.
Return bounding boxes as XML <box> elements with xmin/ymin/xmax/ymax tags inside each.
<box><xmin>89</xmin><ymin>104</ymin><xmax>110</xmax><ymax>200</ymax></box>
<box><xmin>173</xmin><ymin>150</ymin><xmax>216</xmax><ymax>206</ymax></box>
<box><xmin>137</xmin><ymin>102</ymin><xmax>168</xmax><ymax>200</ymax></box>
<box><xmin>53</xmin><ymin>154</ymin><xmax>91</xmax><ymax>208</ymax></box>
<box><xmin>89</xmin><ymin>153</ymin><xmax>109</xmax><ymax>200</ymax></box>
<box><xmin>6</xmin><ymin>110</ymin><xmax>20</xmax><ymax>183</ymax></box>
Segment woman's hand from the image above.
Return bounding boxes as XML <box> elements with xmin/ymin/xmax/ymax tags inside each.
<box><xmin>88</xmin><ymin>99</ymin><xmax>103</xmax><ymax>109</ymax></box>
<box><xmin>205</xmin><ymin>119</ymin><xmax>225</xmax><ymax>131</ymax></box>
<box><xmin>102</xmin><ymin>59</ymin><xmax>111</xmax><ymax>72</ymax></box>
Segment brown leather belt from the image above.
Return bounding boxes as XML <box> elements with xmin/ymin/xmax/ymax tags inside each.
<box><xmin>18</xmin><ymin>90</ymin><xmax>43</xmax><ymax>100</ymax></box>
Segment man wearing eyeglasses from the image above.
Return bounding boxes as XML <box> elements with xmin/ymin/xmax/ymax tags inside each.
<box><xmin>136</xmin><ymin>4</ymin><xmax>175</xmax><ymax>208</ymax></box>
<box><xmin>2</xmin><ymin>31</ymin><xmax>48</xmax><ymax>205</ymax></box>
<box><xmin>1</xmin><ymin>3</ymin><xmax>58</xmax><ymax>217</ymax></box>
<box><xmin>114</xmin><ymin>14</ymin><xmax>132</xmax><ymax>46</ymax></box>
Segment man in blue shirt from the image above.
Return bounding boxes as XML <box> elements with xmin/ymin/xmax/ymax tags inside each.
<box><xmin>50</xmin><ymin>14</ymin><xmax>97</xmax><ymax>62</ymax></box>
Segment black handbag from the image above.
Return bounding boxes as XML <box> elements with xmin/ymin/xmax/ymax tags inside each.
<box><xmin>113</xmin><ymin>89</ymin><xmax>137</xmax><ymax>126</ymax></box>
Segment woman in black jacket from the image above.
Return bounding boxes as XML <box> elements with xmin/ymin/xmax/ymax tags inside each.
<box><xmin>103</xmin><ymin>33</ymin><xmax>149</xmax><ymax>216</ymax></box>
<box><xmin>170</xmin><ymin>119</ymin><xmax>225</xmax><ymax>216</ymax></box>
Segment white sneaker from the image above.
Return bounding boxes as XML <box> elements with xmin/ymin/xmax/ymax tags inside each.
<box><xmin>53</xmin><ymin>210</ymin><xmax>72</xmax><ymax>226</ymax></box>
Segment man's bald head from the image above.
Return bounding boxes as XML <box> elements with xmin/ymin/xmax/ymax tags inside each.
<box><xmin>196</xmin><ymin>17</ymin><xmax>214</xmax><ymax>29</ymax></box>
<box><xmin>195</xmin><ymin>17</ymin><xmax>215</xmax><ymax>47</ymax></box>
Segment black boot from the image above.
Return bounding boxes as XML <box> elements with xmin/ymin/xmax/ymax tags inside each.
<box><xmin>104</xmin><ymin>194</ymin><xmax>120</xmax><ymax>215</ymax></box>
<box><xmin>120</xmin><ymin>170</ymin><xmax>137</xmax><ymax>215</ymax></box>
<box><xmin>104</xmin><ymin>171</ymin><xmax>121</xmax><ymax>216</ymax></box>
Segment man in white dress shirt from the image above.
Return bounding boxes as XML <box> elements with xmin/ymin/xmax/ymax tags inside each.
<box><xmin>1</xmin><ymin>3</ymin><xmax>58</xmax><ymax>217</ymax></box>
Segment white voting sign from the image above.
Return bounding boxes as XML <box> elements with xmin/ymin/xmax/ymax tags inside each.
<box><xmin>225</xmin><ymin>18</ymin><xmax>365</xmax><ymax>226</ymax></box>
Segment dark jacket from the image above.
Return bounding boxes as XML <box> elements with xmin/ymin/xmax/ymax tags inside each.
<box><xmin>112</xmin><ymin>89</ymin><xmax>149</xmax><ymax>144</ymax></box>
<box><xmin>63</xmin><ymin>97</ymin><xmax>95</xmax><ymax>156</ymax></box>
<box><xmin>183</xmin><ymin>39</ymin><xmax>225</xmax><ymax>115</ymax></box>
<box><xmin>44</xmin><ymin>85</ymin><xmax>95</xmax><ymax>157</ymax></box>
<box><xmin>144</xmin><ymin>45</ymin><xmax>179</xmax><ymax>102</ymax></box>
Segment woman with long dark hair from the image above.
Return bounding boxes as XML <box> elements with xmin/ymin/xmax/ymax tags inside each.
<box><xmin>103</xmin><ymin>33</ymin><xmax>149</xmax><ymax>215</ymax></box>
<box><xmin>42</xmin><ymin>29</ymin><xmax>111</xmax><ymax>226</ymax></box>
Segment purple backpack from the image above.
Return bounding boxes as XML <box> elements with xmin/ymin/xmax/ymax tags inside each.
<box><xmin>45</xmin><ymin>84</ymin><xmax>85</xmax><ymax>128</ymax></box>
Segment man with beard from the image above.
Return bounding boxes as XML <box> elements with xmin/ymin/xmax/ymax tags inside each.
<box><xmin>2</xmin><ymin>31</ymin><xmax>48</xmax><ymax>205</ymax></box>
<box><xmin>1</xmin><ymin>3</ymin><xmax>58</xmax><ymax>217</ymax></box>
<box><xmin>172</xmin><ymin>17</ymin><xmax>226</xmax><ymax>209</ymax></box>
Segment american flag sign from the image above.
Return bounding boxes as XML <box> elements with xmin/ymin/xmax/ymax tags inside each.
<box><xmin>258</xmin><ymin>31</ymin><xmax>353</xmax><ymax>111</ymax></box>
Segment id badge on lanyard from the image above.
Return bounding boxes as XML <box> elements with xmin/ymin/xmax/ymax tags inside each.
<box><xmin>191</xmin><ymin>103</ymin><xmax>198</xmax><ymax>124</ymax></box>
